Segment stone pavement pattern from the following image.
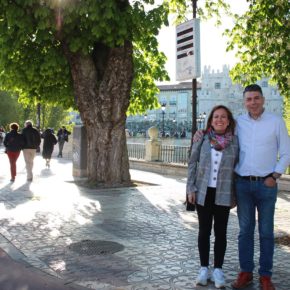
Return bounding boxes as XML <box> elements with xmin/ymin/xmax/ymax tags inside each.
<box><xmin>0</xmin><ymin>148</ymin><xmax>289</xmax><ymax>290</ymax></box>
<box><xmin>0</xmin><ymin>246</ymin><xmax>88</xmax><ymax>290</ymax></box>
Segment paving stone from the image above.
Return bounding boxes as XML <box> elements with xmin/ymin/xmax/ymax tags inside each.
<box><xmin>0</xmin><ymin>150</ymin><xmax>289</xmax><ymax>289</ymax></box>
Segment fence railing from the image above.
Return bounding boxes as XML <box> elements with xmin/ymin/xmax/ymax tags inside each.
<box><xmin>158</xmin><ymin>145</ymin><xmax>189</xmax><ymax>165</ymax></box>
<box><xmin>127</xmin><ymin>143</ymin><xmax>145</xmax><ymax>160</ymax></box>
<box><xmin>127</xmin><ymin>142</ymin><xmax>290</xmax><ymax>175</ymax></box>
<box><xmin>127</xmin><ymin>142</ymin><xmax>190</xmax><ymax>165</ymax></box>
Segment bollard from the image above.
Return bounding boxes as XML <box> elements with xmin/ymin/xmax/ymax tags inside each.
<box><xmin>72</xmin><ymin>125</ymin><xmax>87</xmax><ymax>177</ymax></box>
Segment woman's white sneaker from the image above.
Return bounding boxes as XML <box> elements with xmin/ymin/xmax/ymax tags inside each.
<box><xmin>196</xmin><ymin>266</ymin><xmax>210</xmax><ymax>286</ymax></box>
<box><xmin>211</xmin><ymin>268</ymin><xmax>226</xmax><ymax>289</ymax></box>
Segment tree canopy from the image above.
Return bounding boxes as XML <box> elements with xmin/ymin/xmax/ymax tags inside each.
<box><xmin>0</xmin><ymin>0</ymin><xmax>288</xmax><ymax>112</ymax></box>
<box><xmin>225</xmin><ymin>0</ymin><xmax>290</xmax><ymax>98</ymax></box>
<box><xmin>0</xmin><ymin>0</ymin><xmax>179</xmax><ymax>114</ymax></box>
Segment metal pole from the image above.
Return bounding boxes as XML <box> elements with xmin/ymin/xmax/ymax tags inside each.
<box><xmin>191</xmin><ymin>0</ymin><xmax>198</xmax><ymax>148</ymax></box>
<box><xmin>162</xmin><ymin>112</ymin><xmax>165</xmax><ymax>137</ymax></box>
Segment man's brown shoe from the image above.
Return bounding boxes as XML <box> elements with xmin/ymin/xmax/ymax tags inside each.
<box><xmin>259</xmin><ymin>276</ymin><xmax>275</xmax><ymax>290</ymax></box>
<box><xmin>231</xmin><ymin>272</ymin><xmax>253</xmax><ymax>289</ymax></box>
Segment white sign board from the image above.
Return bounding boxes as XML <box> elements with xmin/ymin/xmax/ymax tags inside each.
<box><xmin>176</xmin><ymin>19</ymin><xmax>201</xmax><ymax>81</ymax></box>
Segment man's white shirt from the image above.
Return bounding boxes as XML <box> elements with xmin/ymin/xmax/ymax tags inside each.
<box><xmin>235</xmin><ymin>111</ymin><xmax>290</xmax><ymax>176</ymax></box>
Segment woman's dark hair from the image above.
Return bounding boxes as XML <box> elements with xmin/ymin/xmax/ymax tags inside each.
<box><xmin>204</xmin><ymin>105</ymin><xmax>236</xmax><ymax>134</ymax></box>
<box><xmin>10</xmin><ymin>122</ymin><xmax>19</xmax><ymax>131</ymax></box>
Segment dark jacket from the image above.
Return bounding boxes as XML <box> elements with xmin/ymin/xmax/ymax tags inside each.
<box><xmin>41</xmin><ymin>129</ymin><xmax>57</xmax><ymax>159</ymax></box>
<box><xmin>4</xmin><ymin>130</ymin><xmax>25</xmax><ymax>152</ymax></box>
<box><xmin>57</xmin><ymin>128</ymin><xmax>71</xmax><ymax>143</ymax></box>
<box><xmin>22</xmin><ymin>126</ymin><xmax>41</xmax><ymax>149</ymax></box>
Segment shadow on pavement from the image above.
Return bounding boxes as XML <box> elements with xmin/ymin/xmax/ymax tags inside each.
<box><xmin>0</xmin><ymin>248</ymin><xmax>89</xmax><ymax>290</ymax></box>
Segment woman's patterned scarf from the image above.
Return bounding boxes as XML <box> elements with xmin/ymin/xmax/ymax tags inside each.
<box><xmin>207</xmin><ymin>127</ymin><xmax>233</xmax><ymax>151</ymax></box>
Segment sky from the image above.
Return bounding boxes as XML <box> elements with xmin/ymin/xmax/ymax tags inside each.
<box><xmin>157</xmin><ymin>1</ymin><xmax>249</xmax><ymax>82</ymax></box>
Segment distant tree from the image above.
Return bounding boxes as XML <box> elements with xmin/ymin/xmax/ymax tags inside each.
<box><xmin>40</xmin><ymin>104</ymin><xmax>69</xmax><ymax>131</ymax></box>
<box><xmin>0</xmin><ymin>91</ymin><xmax>24</xmax><ymax>129</ymax></box>
<box><xmin>225</xmin><ymin>0</ymin><xmax>289</xmax><ymax>98</ymax></box>
<box><xmin>0</xmin><ymin>91</ymin><xmax>68</xmax><ymax>131</ymax></box>
<box><xmin>284</xmin><ymin>100</ymin><xmax>290</xmax><ymax>133</ymax></box>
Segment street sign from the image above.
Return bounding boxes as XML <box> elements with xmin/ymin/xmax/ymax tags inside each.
<box><xmin>176</xmin><ymin>19</ymin><xmax>201</xmax><ymax>81</ymax></box>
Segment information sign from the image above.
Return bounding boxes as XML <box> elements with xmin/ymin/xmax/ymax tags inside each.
<box><xmin>176</xmin><ymin>19</ymin><xmax>201</xmax><ymax>81</ymax></box>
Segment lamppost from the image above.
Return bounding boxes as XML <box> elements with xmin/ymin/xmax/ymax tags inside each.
<box><xmin>161</xmin><ymin>103</ymin><xmax>166</xmax><ymax>137</ymax></box>
<box><xmin>144</xmin><ymin>114</ymin><xmax>148</xmax><ymax>137</ymax></box>
<box><xmin>201</xmin><ymin>112</ymin><xmax>207</xmax><ymax>129</ymax></box>
<box><xmin>197</xmin><ymin>112</ymin><xmax>207</xmax><ymax>129</ymax></box>
<box><xmin>196</xmin><ymin>114</ymin><xmax>201</xmax><ymax>130</ymax></box>
<box><xmin>173</xmin><ymin>112</ymin><xmax>177</xmax><ymax>138</ymax></box>
<box><xmin>190</xmin><ymin>0</ymin><xmax>198</xmax><ymax>148</ymax></box>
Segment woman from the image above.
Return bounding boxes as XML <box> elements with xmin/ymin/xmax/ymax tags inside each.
<box><xmin>186</xmin><ymin>105</ymin><xmax>239</xmax><ymax>289</ymax></box>
<box><xmin>41</xmin><ymin>128</ymin><xmax>57</xmax><ymax>168</ymax></box>
<box><xmin>4</xmin><ymin>123</ymin><xmax>25</xmax><ymax>182</ymax></box>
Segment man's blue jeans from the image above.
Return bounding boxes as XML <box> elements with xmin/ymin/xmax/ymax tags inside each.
<box><xmin>236</xmin><ymin>177</ymin><xmax>277</xmax><ymax>277</ymax></box>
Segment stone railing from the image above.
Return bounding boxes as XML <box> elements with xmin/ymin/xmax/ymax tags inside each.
<box><xmin>71</xmin><ymin>125</ymin><xmax>290</xmax><ymax>191</ymax></box>
<box><xmin>127</xmin><ymin>142</ymin><xmax>190</xmax><ymax>165</ymax></box>
<box><xmin>127</xmin><ymin>126</ymin><xmax>190</xmax><ymax>165</ymax></box>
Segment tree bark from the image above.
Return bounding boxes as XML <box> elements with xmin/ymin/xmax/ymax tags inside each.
<box><xmin>63</xmin><ymin>41</ymin><xmax>133</xmax><ymax>186</ymax></box>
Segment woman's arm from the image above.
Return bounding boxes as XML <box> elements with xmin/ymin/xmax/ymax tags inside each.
<box><xmin>186</xmin><ymin>138</ymin><xmax>204</xmax><ymax>195</ymax></box>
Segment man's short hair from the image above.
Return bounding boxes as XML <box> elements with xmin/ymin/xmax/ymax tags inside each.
<box><xmin>243</xmin><ymin>84</ymin><xmax>263</xmax><ymax>97</ymax></box>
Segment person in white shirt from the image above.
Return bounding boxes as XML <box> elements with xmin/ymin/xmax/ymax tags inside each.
<box><xmin>232</xmin><ymin>84</ymin><xmax>290</xmax><ymax>290</ymax></box>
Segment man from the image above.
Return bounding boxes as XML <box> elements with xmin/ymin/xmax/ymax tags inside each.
<box><xmin>56</xmin><ymin>126</ymin><xmax>71</xmax><ymax>158</ymax></box>
<box><xmin>232</xmin><ymin>84</ymin><xmax>290</xmax><ymax>290</ymax></box>
<box><xmin>22</xmin><ymin>120</ymin><xmax>41</xmax><ymax>182</ymax></box>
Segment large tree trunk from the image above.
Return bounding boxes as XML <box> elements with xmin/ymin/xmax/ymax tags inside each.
<box><xmin>63</xmin><ymin>41</ymin><xmax>133</xmax><ymax>186</ymax></box>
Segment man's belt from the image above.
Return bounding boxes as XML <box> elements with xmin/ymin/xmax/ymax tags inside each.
<box><xmin>238</xmin><ymin>175</ymin><xmax>269</xmax><ymax>181</ymax></box>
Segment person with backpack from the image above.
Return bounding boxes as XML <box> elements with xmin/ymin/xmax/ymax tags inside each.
<box><xmin>57</xmin><ymin>126</ymin><xmax>71</xmax><ymax>158</ymax></box>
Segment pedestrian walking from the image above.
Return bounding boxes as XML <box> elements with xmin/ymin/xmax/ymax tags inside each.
<box><xmin>22</xmin><ymin>120</ymin><xmax>41</xmax><ymax>182</ymax></box>
<box><xmin>186</xmin><ymin>105</ymin><xmax>239</xmax><ymax>289</ymax></box>
<box><xmin>231</xmin><ymin>84</ymin><xmax>290</xmax><ymax>290</ymax></box>
<box><xmin>57</xmin><ymin>126</ymin><xmax>71</xmax><ymax>158</ymax></box>
<box><xmin>3</xmin><ymin>123</ymin><xmax>25</xmax><ymax>182</ymax></box>
<box><xmin>41</xmin><ymin>128</ymin><xmax>57</xmax><ymax>168</ymax></box>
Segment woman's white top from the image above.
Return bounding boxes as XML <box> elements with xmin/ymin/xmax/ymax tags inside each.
<box><xmin>208</xmin><ymin>147</ymin><xmax>223</xmax><ymax>188</ymax></box>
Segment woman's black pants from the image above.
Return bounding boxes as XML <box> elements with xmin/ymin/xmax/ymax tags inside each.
<box><xmin>196</xmin><ymin>187</ymin><xmax>230</xmax><ymax>268</ymax></box>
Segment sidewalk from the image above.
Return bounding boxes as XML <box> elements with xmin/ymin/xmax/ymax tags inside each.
<box><xmin>0</xmin><ymin>148</ymin><xmax>289</xmax><ymax>290</ymax></box>
<box><xmin>0</xmin><ymin>245</ymin><xmax>88</xmax><ymax>290</ymax></box>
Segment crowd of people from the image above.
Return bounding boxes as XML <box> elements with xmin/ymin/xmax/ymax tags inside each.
<box><xmin>2</xmin><ymin>121</ymin><xmax>70</xmax><ymax>182</ymax></box>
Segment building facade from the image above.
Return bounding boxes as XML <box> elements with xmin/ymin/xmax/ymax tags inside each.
<box><xmin>126</xmin><ymin>65</ymin><xmax>283</xmax><ymax>137</ymax></box>
<box><xmin>199</xmin><ymin>65</ymin><xmax>283</xmax><ymax>118</ymax></box>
